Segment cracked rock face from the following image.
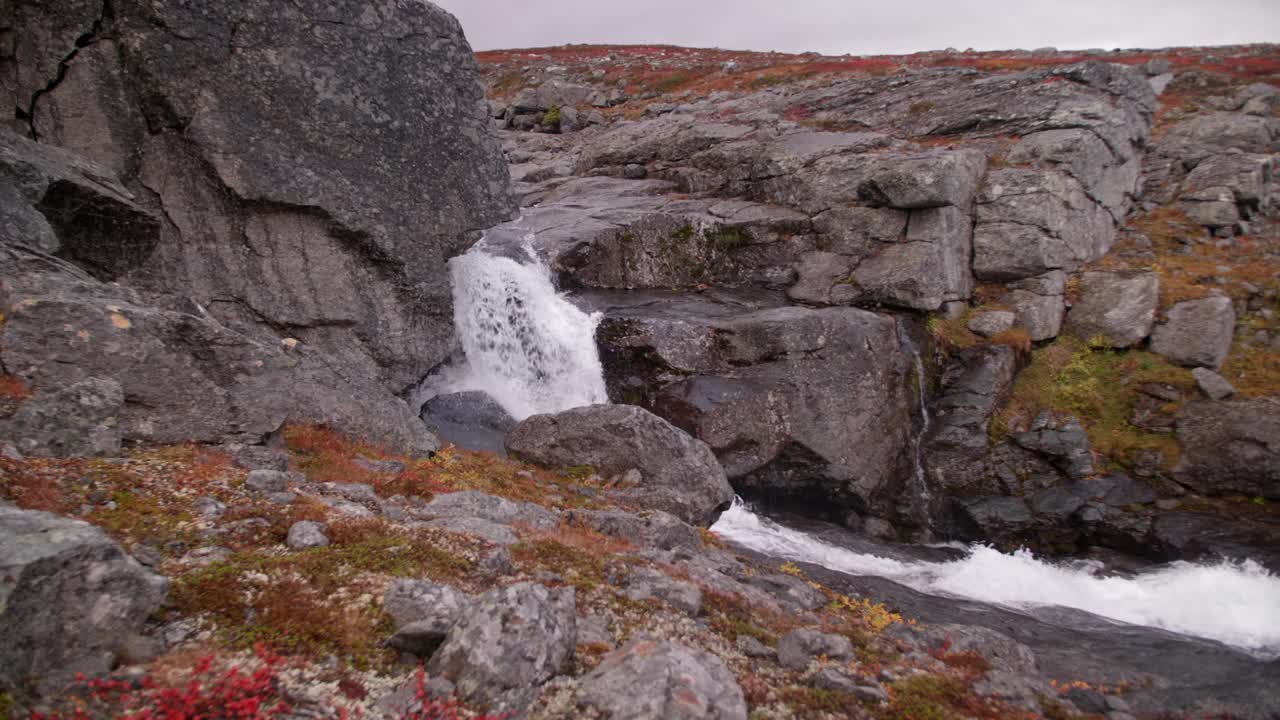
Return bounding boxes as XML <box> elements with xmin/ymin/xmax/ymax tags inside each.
<box><xmin>426</xmin><ymin>582</ymin><xmax>576</xmax><ymax>713</ymax></box>
<box><xmin>4</xmin><ymin>0</ymin><xmax>515</xmax><ymax>398</ymax></box>
<box><xmin>577</xmin><ymin>636</ymin><xmax>748</xmax><ymax>720</ymax></box>
<box><xmin>0</xmin><ymin>503</ymin><xmax>169</xmax><ymax>695</ymax></box>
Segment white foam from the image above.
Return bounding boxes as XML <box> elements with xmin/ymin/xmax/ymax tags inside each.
<box><xmin>422</xmin><ymin>232</ymin><xmax>608</xmax><ymax>421</ymax></box>
<box><xmin>712</xmin><ymin>499</ymin><xmax>1280</xmax><ymax>657</ymax></box>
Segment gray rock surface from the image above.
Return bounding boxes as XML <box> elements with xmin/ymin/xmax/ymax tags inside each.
<box><xmin>624</xmin><ymin>567</ymin><xmax>703</xmax><ymax>615</ymax></box>
<box><xmin>1150</xmin><ymin>296</ymin><xmax>1237</xmax><ymax>369</ymax></box>
<box><xmin>1</xmin><ymin>377</ymin><xmax>122</xmax><ymax>457</ymax></box>
<box><xmin>563</xmin><ymin>509</ymin><xmax>702</xmax><ymax>551</ymax></box>
<box><xmin>968</xmin><ymin>311</ymin><xmax>1017</xmax><ymax>337</ymax></box>
<box><xmin>1064</xmin><ymin>271</ymin><xmax>1159</xmax><ymax>347</ymax></box>
<box><xmin>1192</xmin><ymin>367</ymin><xmax>1236</xmax><ymax>400</ymax></box>
<box><xmin>506</xmin><ymin>404</ymin><xmax>733</xmax><ymax>526</ymax></box>
<box><xmin>419</xmin><ymin>516</ymin><xmax>520</xmax><ymax>546</ymax></box>
<box><xmin>1002</xmin><ymin>271</ymin><xmax>1068</xmax><ymax>341</ymax></box>
<box><xmin>286</xmin><ymin>521</ymin><xmax>329</xmax><ymax>550</ymax></box>
<box><xmin>1175</xmin><ymin>398</ymin><xmax>1280</xmax><ymax>499</ymax></box>
<box><xmin>415</xmin><ymin>491</ymin><xmax>558</xmax><ymax>530</ymax></box>
<box><xmin>777</xmin><ymin>628</ymin><xmax>855</xmax><ymax>670</ymax></box>
<box><xmin>0</xmin><ymin>503</ymin><xmax>169</xmax><ymax>693</ymax></box>
<box><xmin>577</xmin><ymin>637</ymin><xmax>748</xmax><ymax>720</ymax></box>
<box><xmin>925</xmin><ymin>346</ymin><xmax>1023</xmax><ymax>494</ymax></box>
<box><xmin>597</xmin><ymin>297</ymin><xmax>913</xmax><ymax>520</ymax></box>
<box><xmin>427</xmin><ymin>582</ymin><xmax>576</xmax><ymax>711</ymax></box>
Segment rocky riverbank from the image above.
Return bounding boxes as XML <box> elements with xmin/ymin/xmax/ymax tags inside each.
<box><xmin>2</xmin><ymin>1</ymin><xmax>1278</xmax><ymax>718</ymax></box>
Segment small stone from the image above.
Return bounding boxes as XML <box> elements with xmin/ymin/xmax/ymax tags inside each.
<box><xmin>967</xmin><ymin>311</ymin><xmax>1017</xmax><ymax>337</ymax></box>
<box><xmin>1191</xmin><ymin>367</ymin><xmax>1235</xmax><ymax>400</ymax></box>
<box><xmin>810</xmin><ymin>667</ymin><xmax>860</xmax><ymax>693</ymax></box>
<box><xmin>245</xmin><ymin>469</ymin><xmax>298</xmax><ymax>494</ymax></box>
<box><xmin>478</xmin><ymin>546</ymin><xmax>515</xmax><ymax>576</ymax></box>
<box><xmin>192</xmin><ymin>496</ymin><xmax>227</xmax><ymax>518</ymax></box>
<box><xmin>735</xmin><ymin>635</ymin><xmax>774</xmax><ymax>658</ymax></box>
<box><xmin>777</xmin><ymin>629</ymin><xmax>854</xmax><ymax>670</ymax></box>
<box><xmin>181</xmin><ymin>546</ymin><xmax>233</xmax><ymax>566</ymax></box>
<box><xmin>1</xmin><ymin>443</ymin><xmax>24</xmax><ymax>460</ymax></box>
<box><xmin>286</xmin><ymin>521</ymin><xmax>329</xmax><ymax>549</ymax></box>
<box><xmin>1155</xmin><ymin>498</ymin><xmax>1182</xmax><ymax>511</ymax></box>
<box><xmin>266</xmin><ymin>492</ymin><xmax>298</xmax><ymax>505</ymax></box>
<box><xmin>131</xmin><ymin>544</ymin><xmax>164</xmax><ymax>568</ymax></box>
<box><xmin>623</xmin><ymin>163</ymin><xmax>647</xmax><ymax>180</ymax></box>
<box><xmin>577</xmin><ymin>614</ymin><xmax>615</xmax><ymax>648</ymax></box>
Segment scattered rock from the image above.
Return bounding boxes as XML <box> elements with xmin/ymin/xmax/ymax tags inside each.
<box><xmin>1192</xmin><ymin>367</ymin><xmax>1236</xmax><ymax>400</ymax></box>
<box><xmin>735</xmin><ymin>635</ymin><xmax>774</xmax><ymax>658</ymax></box>
<box><xmin>245</xmin><ymin>470</ymin><xmax>301</xmax><ymax>494</ymax></box>
<box><xmin>286</xmin><ymin>521</ymin><xmax>329</xmax><ymax>550</ymax></box>
<box><xmin>777</xmin><ymin>629</ymin><xmax>855</xmax><ymax>670</ymax></box>
<box><xmin>577</xmin><ymin>637</ymin><xmax>748</xmax><ymax>720</ymax></box>
<box><xmin>417</xmin><ymin>491</ymin><xmax>558</xmax><ymax>530</ymax></box>
<box><xmin>563</xmin><ymin>509</ymin><xmax>702</xmax><ymax>551</ymax></box>
<box><xmin>418</xmin><ymin>516</ymin><xmax>520</xmax><ymax>546</ymax></box>
<box><xmin>427</xmin><ymin>582</ymin><xmax>576</xmax><ymax>710</ymax></box>
<box><xmin>384</xmin><ymin>579</ymin><xmax>469</xmax><ymax>658</ymax></box>
<box><xmin>623</xmin><ymin>567</ymin><xmax>703</xmax><ymax>615</ymax></box>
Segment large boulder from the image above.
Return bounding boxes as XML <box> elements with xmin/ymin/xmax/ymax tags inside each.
<box><xmin>1175</xmin><ymin>398</ymin><xmax>1280</xmax><ymax>499</ymax></box>
<box><xmin>506</xmin><ymin>404</ymin><xmax>734</xmax><ymax>526</ymax></box>
<box><xmin>597</xmin><ymin>298</ymin><xmax>914</xmax><ymax>520</ymax></box>
<box><xmin>1064</xmin><ymin>271</ymin><xmax>1160</xmax><ymax>348</ymax></box>
<box><xmin>0</xmin><ymin>503</ymin><xmax>169</xmax><ymax>694</ymax></box>
<box><xmin>577</xmin><ymin>637</ymin><xmax>748</xmax><ymax>720</ymax></box>
<box><xmin>1149</xmin><ymin>296</ymin><xmax>1237</xmax><ymax>370</ymax></box>
<box><xmin>7</xmin><ymin>0</ymin><xmax>515</xmax><ymax>394</ymax></box>
<box><xmin>427</xmin><ymin>582</ymin><xmax>576</xmax><ymax>712</ymax></box>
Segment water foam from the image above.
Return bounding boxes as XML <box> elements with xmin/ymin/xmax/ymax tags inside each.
<box><xmin>423</xmin><ymin>232</ymin><xmax>608</xmax><ymax>421</ymax></box>
<box><xmin>712</xmin><ymin>499</ymin><xmax>1280</xmax><ymax>656</ymax></box>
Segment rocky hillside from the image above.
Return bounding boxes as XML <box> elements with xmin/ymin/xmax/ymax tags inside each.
<box><xmin>476</xmin><ymin>42</ymin><xmax>1280</xmax><ymax>568</ymax></box>
<box><xmin>2</xmin><ymin>2</ymin><xmax>1279</xmax><ymax>719</ymax></box>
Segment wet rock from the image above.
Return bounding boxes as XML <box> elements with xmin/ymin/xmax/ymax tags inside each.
<box><xmin>506</xmin><ymin>404</ymin><xmax>733</xmax><ymax>526</ymax></box>
<box><xmin>420</xmin><ymin>391</ymin><xmax>516</xmax><ymax>457</ymax></box>
<box><xmin>577</xmin><ymin>636</ymin><xmax>748</xmax><ymax>720</ymax></box>
<box><xmin>953</xmin><ymin>496</ymin><xmax>1035</xmax><ymax>542</ymax></box>
<box><xmin>925</xmin><ymin>345</ymin><xmax>1024</xmax><ymax>494</ymax></box>
<box><xmin>427</xmin><ymin>583</ymin><xmax>575</xmax><ymax>711</ymax></box>
<box><xmin>384</xmin><ymin>579</ymin><xmax>469</xmax><ymax>658</ymax></box>
<box><xmin>0</xmin><ymin>503</ymin><xmax>169</xmax><ymax>694</ymax></box>
<box><xmin>1150</xmin><ymin>296</ymin><xmax>1237</xmax><ymax>370</ymax></box>
<box><xmin>416</xmin><ymin>491</ymin><xmax>558</xmax><ymax>530</ymax></box>
<box><xmin>623</xmin><ymin>567</ymin><xmax>702</xmax><ymax>615</ymax></box>
<box><xmin>777</xmin><ymin>629</ymin><xmax>855</xmax><ymax>670</ymax></box>
<box><xmin>600</xmin><ymin>299</ymin><xmax>913</xmax><ymax>520</ymax></box>
<box><xmin>1012</xmin><ymin>413</ymin><xmax>1094</xmax><ymax>480</ymax></box>
<box><xmin>563</xmin><ymin>509</ymin><xmax>702</xmax><ymax>551</ymax></box>
<box><xmin>0</xmin><ymin>377</ymin><xmax>123</xmax><ymax>458</ymax></box>
<box><xmin>967</xmin><ymin>311</ymin><xmax>1017</xmax><ymax>337</ymax></box>
<box><xmin>286</xmin><ymin>521</ymin><xmax>329</xmax><ymax>550</ymax></box>
<box><xmin>1175</xmin><ymin>398</ymin><xmax>1279</xmax><ymax>499</ymax></box>
<box><xmin>1192</xmin><ymin>367</ymin><xmax>1236</xmax><ymax>400</ymax></box>
<box><xmin>1064</xmin><ymin>271</ymin><xmax>1159</xmax><ymax>348</ymax></box>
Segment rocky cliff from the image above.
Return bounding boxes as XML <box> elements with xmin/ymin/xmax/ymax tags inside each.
<box><xmin>2</xmin><ymin>0</ymin><xmax>515</xmax><ymax>453</ymax></box>
<box><xmin>477</xmin><ymin>43</ymin><xmax>1279</xmax><ymax>567</ymax></box>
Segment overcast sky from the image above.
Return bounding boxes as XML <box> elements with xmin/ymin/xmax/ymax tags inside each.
<box><xmin>435</xmin><ymin>0</ymin><xmax>1278</xmax><ymax>56</ymax></box>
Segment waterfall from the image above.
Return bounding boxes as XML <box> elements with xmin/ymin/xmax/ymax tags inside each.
<box><xmin>712</xmin><ymin>499</ymin><xmax>1280</xmax><ymax>658</ymax></box>
<box><xmin>899</xmin><ymin>328</ymin><xmax>937</xmax><ymax>539</ymax></box>
<box><xmin>419</xmin><ymin>228</ymin><xmax>608</xmax><ymax>421</ymax></box>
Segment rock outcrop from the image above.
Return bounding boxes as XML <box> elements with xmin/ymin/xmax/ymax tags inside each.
<box><xmin>0</xmin><ymin>503</ymin><xmax>169</xmax><ymax>694</ymax></box>
<box><xmin>2</xmin><ymin>0</ymin><xmax>515</xmax><ymax>454</ymax></box>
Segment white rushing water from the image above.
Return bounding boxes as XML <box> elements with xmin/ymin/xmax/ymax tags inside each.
<box><xmin>423</xmin><ymin>230</ymin><xmax>608</xmax><ymax>420</ymax></box>
<box><xmin>712</xmin><ymin>499</ymin><xmax>1280</xmax><ymax>657</ymax></box>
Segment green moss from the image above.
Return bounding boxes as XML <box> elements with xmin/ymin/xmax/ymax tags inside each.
<box><xmin>672</xmin><ymin>224</ymin><xmax>696</xmax><ymax>242</ymax></box>
<box><xmin>542</xmin><ymin>105</ymin><xmax>563</xmax><ymax>128</ymax></box>
<box><xmin>0</xmin><ymin>691</ymin><xmax>16</xmax><ymax>720</ymax></box>
<box><xmin>994</xmin><ymin>335</ymin><xmax>1193</xmax><ymax>469</ymax></box>
<box><xmin>704</xmin><ymin>226</ymin><xmax>749</xmax><ymax>250</ymax></box>
<box><xmin>783</xmin><ymin>687</ymin><xmax>858</xmax><ymax>716</ymax></box>
<box><xmin>879</xmin><ymin>675</ymin><xmax>967</xmax><ymax>720</ymax></box>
